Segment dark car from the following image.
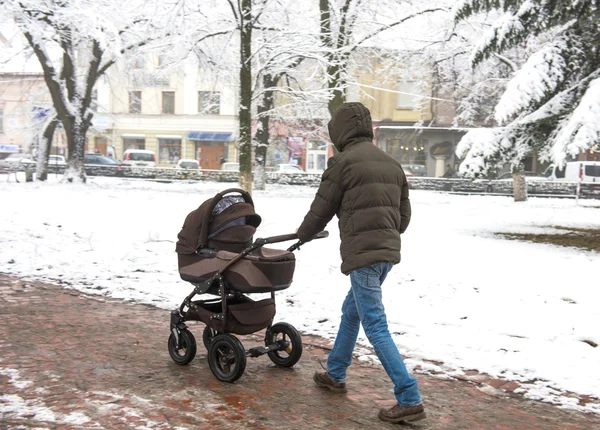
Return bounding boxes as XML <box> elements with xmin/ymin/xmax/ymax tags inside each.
<box><xmin>84</xmin><ymin>154</ymin><xmax>129</xmax><ymax>177</ymax></box>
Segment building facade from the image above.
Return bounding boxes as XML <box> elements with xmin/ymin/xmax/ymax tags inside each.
<box><xmin>0</xmin><ymin>72</ymin><xmax>58</xmax><ymax>159</ymax></box>
<box><xmin>90</xmin><ymin>56</ymin><xmax>239</xmax><ymax>169</ymax></box>
<box><xmin>347</xmin><ymin>60</ymin><xmax>469</xmax><ymax>177</ymax></box>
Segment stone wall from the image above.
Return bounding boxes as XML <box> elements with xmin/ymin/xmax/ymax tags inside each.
<box><xmin>18</xmin><ymin>164</ymin><xmax>600</xmax><ymax>199</ymax></box>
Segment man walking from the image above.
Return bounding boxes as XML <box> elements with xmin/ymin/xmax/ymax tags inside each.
<box><xmin>296</xmin><ymin>102</ymin><xmax>425</xmax><ymax>423</ymax></box>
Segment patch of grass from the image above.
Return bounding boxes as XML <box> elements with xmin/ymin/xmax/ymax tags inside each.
<box><xmin>497</xmin><ymin>226</ymin><xmax>600</xmax><ymax>253</ymax></box>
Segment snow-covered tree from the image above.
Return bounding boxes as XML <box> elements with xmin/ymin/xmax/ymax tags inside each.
<box><xmin>186</xmin><ymin>0</ymin><xmax>321</xmax><ymax>193</ymax></box>
<box><xmin>318</xmin><ymin>0</ymin><xmax>446</xmax><ymax>118</ymax></box>
<box><xmin>455</xmin><ymin>0</ymin><xmax>600</xmax><ymax>194</ymax></box>
<box><xmin>1</xmin><ymin>0</ymin><xmax>184</xmax><ymax>182</ymax></box>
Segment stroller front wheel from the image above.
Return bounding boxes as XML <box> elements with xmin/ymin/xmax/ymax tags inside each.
<box><xmin>202</xmin><ymin>325</ymin><xmax>217</xmax><ymax>350</ymax></box>
<box><xmin>208</xmin><ymin>334</ymin><xmax>247</xmax><ymax>383</ymax></box>
<box><xmin>168</xmin><ymin>329</ymin><xmax>197</xmax><ymax>365</ymax></box>
<box><xmin>266</xmin><ymin>322</ymin><xmax>303</xmax><ymax>368</ymax></box>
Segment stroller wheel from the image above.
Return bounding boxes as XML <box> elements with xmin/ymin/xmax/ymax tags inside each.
<box><xmin>202</xmin><ymin>325</ymin><xmax>217</xmax><ymax>350</ymax></box>
<box><xmin>168</xmin><ymin>329</ymin><xmax>197</xmax><ymax>365</ymax></box>
<box><xmin>208</xmin><ymin>334</ymin><xmax>247</xmax><ymax>383</ymax></box>
<box><xmin>266</xmin><ymin>322</ymin><xmax>303</xmax><ymax>368</ymax></box>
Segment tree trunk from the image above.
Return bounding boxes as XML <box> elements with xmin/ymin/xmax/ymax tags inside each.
<box><xmin>238</xmin><ymin>0</ymin><xmax>253</xmax><ymax>194</ymax></box>
<box><xmin>327</xmin><ymin>67</ymin><xmax>345</xmax><ymax>118</ymax></box>
<box><xmin>254</xmin><ymin>74</ymin><xmax>277</xmax><ymax>190</ymax></box>
<box><xmin>64</xmin><ymin>119</ymin><xmax>89</xmax><ymax>183</ymax></box>
<box><xmin>35</xmin><ymin>117</ymin><xmax>59</xmax><ymax>181</ymax></box>
<box><xmin>513</xmin><ymin>166</ymin><xmax>528</xmax><ymax>202</ymax></box>
<box><xmin>253</xmin><ymin>116</ymin><xmax>269</xmax><ymax>191</ymax></box>
<box><xmin>327</xmin><ymin>66</ymin><xmax>344</xmax><ymax>156</ymax></box>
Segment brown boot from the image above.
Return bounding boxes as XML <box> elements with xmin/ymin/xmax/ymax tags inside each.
<box><xmin>313</xmin><ymin>371</ymin><xmax>347</xmax><ymax>393</ymax></box>
<box><xmin>378</xmin><ymin>403</ymin><xmax>426</xmax><ymax>423</ymax></box>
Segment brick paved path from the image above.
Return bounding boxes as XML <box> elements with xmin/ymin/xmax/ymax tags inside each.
<box><xmin>1</xmin><ymin>274</ymin><xmax>599</xmax><ymax>429</ymax></box>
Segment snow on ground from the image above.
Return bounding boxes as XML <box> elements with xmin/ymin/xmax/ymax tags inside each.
<box><xmin>1</xmin><ymin>175</ymin><xmax>599</xmax><ymax>412</ymax></box>
<box><xmin>0</xmin><ymin>365</ymin><xmax>92</xmax><ymax>426</ymax></box>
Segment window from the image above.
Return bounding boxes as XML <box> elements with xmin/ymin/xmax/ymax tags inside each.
<box><xmin>129</xmin><ymin>91</ymin><xmax>142</xmax><ymax>114</ymax></box>
<box><xmin>0</xmin><ymin>108</ymin><xmax>3</xmax><ymax>134</ymax></box>
<box><xmin>162</xmin><ymin>91</ymin><xmax>175</xmax><ymax>114</ymax></box>
<box><xmin>158</xmin><ymin>139</ymin><xmax>181</xmax><ymax>165</ymax></box>
<box><xmin>134</xmin><ymin>56</ymin><xmax>145</xmax><ymax>69</ymax></box>
<box><xmin>386</xmin><ymin>137</ymin><xmax>427</xmax><ymax>165</ymax></box>
<box><xmin>122</xmin><ymin>138</ymin><xmax>145</xmax><ymax>154</ymax></box>
<box><xmin>396</xmin><ymin>82</ymin><xmax>424</xmax><ymax>110</ymax></box>
<box><xmin>585</xmin><ymin>165</ymin><xmax>600</xmax><ymax>177</ymax></box>
<box><xmin>555</xmin><ymin>166</ymin><xmax>566</xmax><ymax>179</ymax></box>
<box><xmin>198</xmin><ymin>91</ymin><xmax>220</xmax><ymax>115</ymax></box>
<box><xmin>94</xmin><ymin>136</ymin><xmax>108</xmax><ymax>156</ymax></box>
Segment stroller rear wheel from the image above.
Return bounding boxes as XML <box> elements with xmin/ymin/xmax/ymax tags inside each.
<box><xmin>266</xmin><ymin>322</ymin><xmax>303</xmax><ymax>367</ymax></box>
<box><xmin>202</xmin><ymin>325</ymin><xmax>217</xmax><ymax>350</ymax></box>
<box><xmin>168</xmin><ymin>329</ymin><xmax>197</xmax><ymax>365</ymax></box>
<box><xmin>208</xmin><ymin>334</ymin><xmax>247</xmax><ymax>383</ymax></box>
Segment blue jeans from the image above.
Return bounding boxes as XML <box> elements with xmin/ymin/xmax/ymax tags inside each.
<box><xmin>327</xmin><ymin>263</ymin><xmax>422</xmax><ymax>406</ymax></box>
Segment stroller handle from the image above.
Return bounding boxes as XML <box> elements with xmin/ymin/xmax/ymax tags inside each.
<box><xmin>264</xmin><ymin>230</ymin><xmax>329</xmax><ymax>244</ymax></box>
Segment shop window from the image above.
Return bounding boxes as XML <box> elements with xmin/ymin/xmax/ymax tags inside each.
<box><xmin>159</xmin><ymin>139</ymin><xmax>181</xmax><ymax>164</ymax></box>
<box><xmin>94</xmin><ymin>136</ymin><xmax>108</xmax><ymax>156</ymax></box>
<box><xmin>129</xmin><ymin>91</ymin><xmax>142</xmax><ymax>114</ymax></box>
<box><xmin>198</xmin><ymin>91</ymin><xmax>220</xmax><ymax>115</ymax></box>
<box><xmin>162</xmin><ymin>91</ymin><xmax>175</xmax><ymax>114</ymax></box>
<box><xmin>123</xmin><ymin>138</ymin><xmax>145</xmax><ymax>155</ymax></box>
<box><xmin>387</xmin><ymin>137</ymin><xmax>427</xmax><ymax>165</ymax></box>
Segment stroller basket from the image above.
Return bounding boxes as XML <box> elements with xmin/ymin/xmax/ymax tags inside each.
<box><xmin>186</xmin><ymin>296</ymin><xmax>275</xmax><ymax>335</ymax></box>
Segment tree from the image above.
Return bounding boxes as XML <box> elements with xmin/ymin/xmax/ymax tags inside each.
<box><xmin>318</xmin><ymin>0</ymin><xmax>445</xmax><ymax>118</ymax></box>
<box><xmin>34</xmin><ymin>114</ymin><xmax>59</xmax><ymax>181</ymax></box>
<box><xmin>193</xmin><ymin>0</ymin><xmax>317</xmax><ymax>193</ymax></box>
<box><xmin>251</xmin><ymin>16</ymin><xmax>319</xmax><ymax>190</ymax></box>
<box><xmin>455</xmin><ymin>0</ymin><xmax>600</xmax><ymax>201</ymax></box>
<box><xmin>2</xmin><ymin>0</ymin><xmax>182</xmax><ymax>182</ymax></box>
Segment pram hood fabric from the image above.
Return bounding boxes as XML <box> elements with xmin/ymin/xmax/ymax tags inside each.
<box><xmin>176</xmin><ymin>192</ymin><xmax>261</xmax><ymax>255</ymax></box>
<box><xmin>176</xmin><ymin>189</ymin><xmax>296</xmax><ymax>292</ymax></box>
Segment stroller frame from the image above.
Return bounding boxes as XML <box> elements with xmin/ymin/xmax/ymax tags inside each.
<box><xmin>170</xmin><ymin>226</ymin><xmax>327</xmax><ymax>382</ymax></box>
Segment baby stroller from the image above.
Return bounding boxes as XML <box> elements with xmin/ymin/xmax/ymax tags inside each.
<box><xmin>170</xmin><ymin>188</ymin><xmax>327</xmax><ymax>382</ymax></box>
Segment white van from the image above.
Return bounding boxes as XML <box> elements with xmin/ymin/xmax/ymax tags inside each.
<box><xmin>123</xmin><ymin>149</ymin><xmax>156</xmax><ymax>168</ymax></box>
<box><xmin>543</xmin><ymin>161</ymin><xmax>600</xmax><ymax>183</ymax></box>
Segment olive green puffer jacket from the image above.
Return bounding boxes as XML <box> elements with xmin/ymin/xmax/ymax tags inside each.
<box><xmin>297</xmin><ymin>102</ymin><xmax>411</xmax><ymax>275</ymax></box>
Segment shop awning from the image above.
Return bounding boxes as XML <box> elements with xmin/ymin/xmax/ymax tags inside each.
<box><xmin>0</xmin><ymin>145</ymin><xmax>19</xmax><ymax>153</ymax></box>
<box><xmin>187</xmin><ymin>132</ymin><xmax>234</xmax><ymax>141</ymax></box>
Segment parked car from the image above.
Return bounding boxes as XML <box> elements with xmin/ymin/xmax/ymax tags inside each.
<box><xmin>176</xmin><ymin>159</ymin><xmax>200</xmax><ymax>170</ymax></box>
<box><xmin>48</xmin><ymin>155</ymin><xmax>67</xmax><ymax>166</ymax></box>
<box><xmin>403</xmin><ymin>164</ymin><xmax>427</xmax><ymax>177</ymax></box>
<box><xmin>220</xmin><ymin>162</ymin><xmax>239</xmax><ymax>172</ymax></box>
<box><xmin>272</xmin><ymin>164</ymin><xmax>306</xmax><ymax>174</ymax></box>
<box><xmin>123</xmin><ymin>149</ymin><xmax>156</xmax><ymax>168</ymax></box>
<box><xmin>84</xmin><ymin>154</ymin><xmax>128</xmax><ymax>177</ymax></box>
<box><xmin>0</xmin><ymin>153</ymin><xmax>35</xmax><ymax>171</ymax></box>
<box><xmin>543</xmin><ymin>161</ymin><xmax>600</xmax><ymax>183</ymax></box>
<box><xmin>218</xmin><ymin>162</ymin><xmax>239</xmax><ymax>182</ymax></box>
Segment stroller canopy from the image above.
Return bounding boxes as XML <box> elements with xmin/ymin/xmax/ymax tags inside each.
<box><xmin>176</xmin><ymin>189</ymin><xmax>262</xmax><ymax>254</ymax></box>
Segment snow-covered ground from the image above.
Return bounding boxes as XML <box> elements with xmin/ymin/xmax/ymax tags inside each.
<box><xmin>1</xmin><ymin>175</ymin><xmax>599</xmax><ymax>412</ymax></box>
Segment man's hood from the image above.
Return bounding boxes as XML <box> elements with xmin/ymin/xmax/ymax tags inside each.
<box><xmin>328</xmin><ymin>102</ymin><xmax>374</xmax><ymax>152</ymax></box>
